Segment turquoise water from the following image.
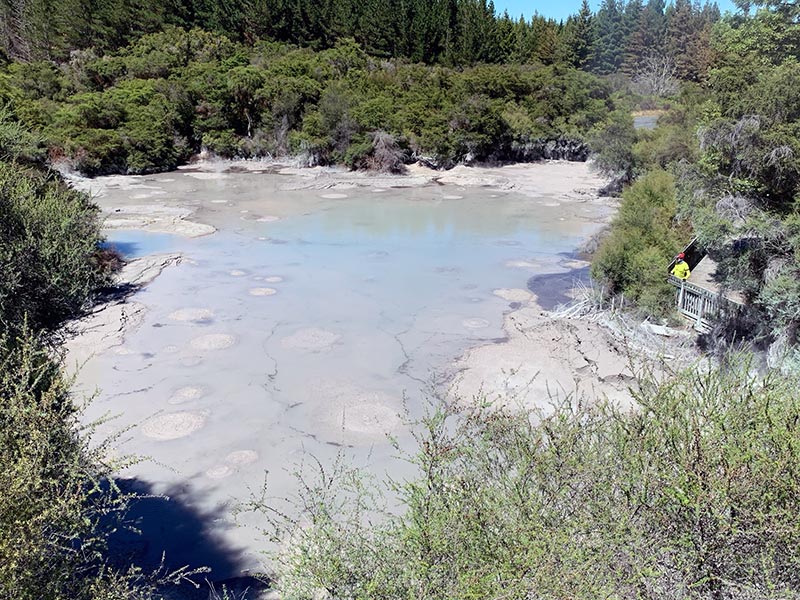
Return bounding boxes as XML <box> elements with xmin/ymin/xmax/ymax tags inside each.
<box><xmin>103</xmin><ymin>231</ymin><xmax>180</xmax><ymax>258</ymax></box>
<box><xmin>77</xmin><ymin>171</ymin><xmax>608</xmax><ymax>580</ymax></box>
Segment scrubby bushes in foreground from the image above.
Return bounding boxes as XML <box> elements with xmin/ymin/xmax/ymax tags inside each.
<box><xmin>255</xmin><ymin>358</ymin><xmax>800</xmax><ymax>599</ymax></box>
<box><xmin>0</xmin><ymin>145</ymin><xmax>155</xmax><ymax>597</ymax></box>
<box><xmin>0</xmin><ymin>332</ymin><xmax>132</xmax><ymax>599</ymax></box>
<box><xmin>0</xmin><ymin>162</ymin><xmax>113</xmax><ymax>335</ymax></box>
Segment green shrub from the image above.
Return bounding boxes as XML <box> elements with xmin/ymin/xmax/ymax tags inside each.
<box><xmin>0</xmin><ymin>163</ymin><xmax>112</xmax><ymax>334</ymax></box>
<box><xmin>592</xmin><ymin>169</ymin><xmax>691</xmax><ymax>316</ymax></box>
<box><xmin>0</xmin><ymin>108</ymin><xmax>45</xmax><ymax>163</ymax></box>
<box><xmin>0</xmin><ymin>332</ymin><xmax>132</xmax><ymax>599</ymax></box>
<box><xmin>589</xmin><ymin>109</ymin><xmax>640</xmax><ymax>184</ymax></box>
<box><xmin>201</xmin><ymin>129</ymin><xmax>240</xmax><ymax>156</ymax></box>
<box><xmin>254</xmin><ymin>357</ymin><xmax>800</xmax><ymax>599</ymax></box>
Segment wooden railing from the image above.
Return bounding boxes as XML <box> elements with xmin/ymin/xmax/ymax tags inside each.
<box><xmin>667</xmin><ymin>276</ymin><xmax>720</xmax><ymax>332</ymax></box>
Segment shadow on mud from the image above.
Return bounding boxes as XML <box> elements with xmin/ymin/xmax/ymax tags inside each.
<box><xmin>527</xmin><ymin>264</ymin><xmax>591</xmax><ymax>310</ymax></box>
<box><xmin>109</xmin><ymin>477</ymin><xmax>270</xmax><ymax>599</ymax></box>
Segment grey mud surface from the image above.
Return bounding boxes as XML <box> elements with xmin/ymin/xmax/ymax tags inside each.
<box><xmin>67</xmin><ymin>161</ymin><xmax>621</xmax><ymax>583</ymax></box>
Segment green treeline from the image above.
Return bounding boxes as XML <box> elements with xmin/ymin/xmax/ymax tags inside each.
<box><xmin>0</xmin><ymin>34</ymin><xmax>614</xmax><ymax>175</ymax></box>
<box><xmin>0</xmin><ymin>0</ymin><xmax>725</xmax><ymax>176</ymax></box>
<box><xmin>1</xmin><ymin>0</ymin><xmax>720</xmax><ymax>74</ymax></box>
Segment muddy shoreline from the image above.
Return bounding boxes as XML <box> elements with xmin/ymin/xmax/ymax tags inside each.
<box><xmin>66</xmin><ymin>158</ymin><xmax>649</xmax><ymax>406</ymax></box>
<box><xmin>63</xmin><ymin>159</ymin><xmax>655</xmax><ymax>584</ymax></box>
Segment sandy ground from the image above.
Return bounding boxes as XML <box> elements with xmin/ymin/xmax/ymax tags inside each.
<box><xmin>67</xmin><ymin>175</ymin><xmax>216</xmax><ymax>237</ymax></box>
<box><xmin>451</xmin><ymin>294</ymin><xmax>635</xmax><ymax>408</ymax></box>
<box><xmin>182</xmin><ymin>158</ymin><xmax>610</xmax><ymax>201</ymax></box>
<box><xmin>449</xmin><ymin>295</ymin><xmax>693</xmax><ymax>410</ymax></box>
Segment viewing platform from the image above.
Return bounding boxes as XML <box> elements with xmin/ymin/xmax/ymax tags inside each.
<box><xmin>668</xmin><ymin>241</ymin><xmax>745</xmax><ymax>332</ymax></box>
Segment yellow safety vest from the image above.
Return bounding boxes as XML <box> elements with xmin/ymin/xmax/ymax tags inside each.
<box><xmin>671</xmin><ymin>261</ymin><xmax>690</xmax><ymax>280</ymax></box>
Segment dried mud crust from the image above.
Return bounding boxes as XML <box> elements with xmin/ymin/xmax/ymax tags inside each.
<box><xmin>452</xmin><ymin>300</ymin><xmax>640</xmax><ymax>409</ymax></box>
<box><xmin>64</xmin><ymin>253</ymin><xmax>182</xmax><ymax>365</ymax></box>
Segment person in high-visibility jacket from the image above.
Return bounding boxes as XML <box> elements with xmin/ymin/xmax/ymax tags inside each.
<box><xmin>671</xmin><ymin>252</ymin><xmax>691</xmax><ymax>280</ymax></box>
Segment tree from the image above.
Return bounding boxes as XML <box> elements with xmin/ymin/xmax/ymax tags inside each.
<box><xmin>572</xmin><ymin>0</ymin><xmax>594</xmax><ymax>68</ymax></box>
<box><xmin>623</xmin><ymin>0</ymin><xmax>667</xmax><ymax>74</ymax></box>
<box><xmin>588</xmin><ymin>0</ymin><xmax>625</xmax><ymax>74</ymax></box>
<box><xmin>630</xmin><ymin>53</ymin><xmax>678</xmax><ymax>96</ymax></box>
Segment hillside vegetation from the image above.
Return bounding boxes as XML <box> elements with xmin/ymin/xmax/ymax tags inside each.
<box><xmin>0</xmin><ymin>0</ymin><xmax>723</xmax><ymax>175</ymax></box>
<box><xmin>2</xmin><ymin>0</ymin><xmax>800</xmax><ymax>597</ymax></box>
<box><xmin>0</xmin><ymin>36</ymin><xmax>614</xmax><ymax>174</ymax></box>
<box><xmin>590</xmin><ymin>0</ymin><xmax>800</xmax><ymax>360</ymax></box>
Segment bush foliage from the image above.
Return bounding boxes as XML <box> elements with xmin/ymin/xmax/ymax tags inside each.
<box><xmin>0</xmin><ymin>33</ymin><xmax>615</xmax><ymax>174</ymax></box>
<box><xmin>592</xmin><ymin>170</ymin><xmax>691</xmax><ymax>316</ymax></box>
<box><xmin>0</xmin><ymin>332</ymin><xmax>139</xmax><ymax>600</ymax></box>
<box><xmin>0</xmin><ymin>117</ymin><xmax>145</xmax><ymax>596</ymax></box>
<box><xmin>256</xmin><ymin>358</ymin><xmax>800</xmax><ymax>599</ymax></box>
<box><xmin>0</xmin><ymin>162</ymin><xmax>111</xmax><ymax>334</ymax></box>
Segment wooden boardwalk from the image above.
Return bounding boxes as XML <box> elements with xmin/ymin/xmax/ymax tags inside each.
<box><xmin>685</xmin><ymin>256</ymin><xmax>746</xmax><ymax>305</ymax></box>
<box><xmin>668</xmin><ymin>277</ymin><xmax>721</xmax><ymax>332</ymax></box>
<box><xmin>668</xmin><ymin>243</ymin><xmax>745</xmax><ymax>332</ymax></box>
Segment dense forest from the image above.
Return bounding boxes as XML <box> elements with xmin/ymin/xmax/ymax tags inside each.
<box><xmin>0</xmin><ymin>0</ymin><xmax>723</xmax><ymax>175</ymax></box>
<box><xmin>3</xmin><ymin>0</ymin><xmax>800</xmax><ymax>598</ymax></box>
<box><xmin>1</xmin><ymin>0</ymin><xmax>720</xmax><ymax>73</ymax></box>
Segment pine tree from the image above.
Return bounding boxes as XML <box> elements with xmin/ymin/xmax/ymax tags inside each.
<box><xmin>530</xmin><ymin>14</ymin><xmax>559</xmax><ymax>65</ymax></box>
<box><xmin>494</xmin><ymin>11</ymin><xmax>516</xmax><ymax>62</ymax></box>
<box><xmin>588</xmin><ymin>0</ymin><xmax>625</xmax><ymax>74</ymax></box>
<box><xmin>510</xmin><ymin>15</ymin><xmax>536</xmax><ymax>63</ymax></box>
<box><xmin>623</xmin><ymin>0</ymin><xmax>666</xmax><ymax>73</ymax></box>
<box><xmin>620</xmin><ymin>0</ymin><xmax>642</xmax><ymax>73</ymax></box>
<box><xmin>665</xmin><ymin>0</ymin><xmax>699</xmax><ymax>79</ymax></box>
<box><xmin>570</xmin><ymin>0</ymin><xmax>594</xmax><ymax>68</ymax></box>
<box><xmin>356</xmin><ymin>0</ymin><xmax>397</xmax><ymax>57</ymax></box>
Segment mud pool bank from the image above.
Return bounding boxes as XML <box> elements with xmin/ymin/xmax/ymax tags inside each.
<box><xmin>66</xmin><ymin>160</ymin><xmax>634</xmax><ymax>582</ymax></box>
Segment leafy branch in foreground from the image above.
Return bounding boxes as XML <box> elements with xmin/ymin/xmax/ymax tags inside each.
<box><xmin>250</xmin><ymin>357</ymin><xmax>800</xmax><ymax>599</ymax></box>
<box><xmin>0</xmin><ymin>329</ymin><xmax>211</xmax><ymax>599</ymax></box>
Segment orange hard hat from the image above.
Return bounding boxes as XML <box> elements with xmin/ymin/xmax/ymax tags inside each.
<box><xmin>677</xmin><ymin>253</ymin><xmax>685</xmax><ymax>259</ymax></box>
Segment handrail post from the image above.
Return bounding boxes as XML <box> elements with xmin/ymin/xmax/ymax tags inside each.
<box><xmin>696</xmin><ymin>293</ymin><xmax>705</xmax><ymax>331</ymax></box>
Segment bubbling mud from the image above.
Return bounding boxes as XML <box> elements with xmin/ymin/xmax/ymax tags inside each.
<box><xmin>281</xmin><ymin>327</ymin><xmax>340</xmax><ymax>352</ymax></box>
<box><xmin>226</xmin><ymin>450</ymin><xmax>259</xmax><ymax>465</ymax></box>
<box><xmin>249</xmin><ymin>287</ymin><xmax>277</xmax><ymax>296</ymax></box>
<box><xmin>189</xmin><ymin>333</ymin><xmax>236</xmax><ymax>350</ymax></box>
<box><xmin>506</xmin><ymin>259</ymin><xmax>541</xmax><ymax>269</ymax></box>
<box><xmin>168</xmin><ymin>386</ymin><xmax>206</xmax><ymax>405</ymax></box>
<box><xmin>168</xmin><ymin>308</ymin><xmax>214</xmax><ymax>322</ymax></box>
<box><xmin>462</xmin><ymin>318</ymin><xmax>491</xmax><ymax>329</ymax></box>
<box><xmin>206</xmin><ymin>465</ymin><xmax>233</xmax><ymax>479</ymax></box>
<box><xmin>141</xmin><ymin>411</ymin><xmax>207</xmax><ymax>440</ymax></box>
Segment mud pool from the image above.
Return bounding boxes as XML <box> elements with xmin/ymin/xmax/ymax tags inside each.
<box><xmin>71</xmin><ymin>168</ymin><xmax>611</xmax><ymax>580</ymax></box>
